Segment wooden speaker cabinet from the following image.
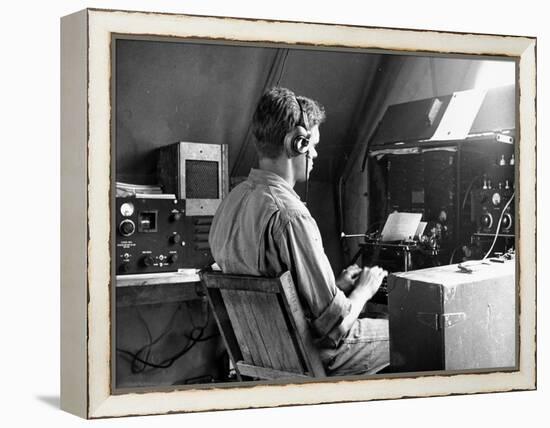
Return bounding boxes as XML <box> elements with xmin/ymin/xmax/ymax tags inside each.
<box><xmin>158</xmin><ymin>141</ymin><xmax>229</xmax><ymax>216</ymax></box>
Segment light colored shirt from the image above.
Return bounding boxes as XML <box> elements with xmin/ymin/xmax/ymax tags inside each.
<box><xmin>209</xmin><ymin>168</ymin><xmax>352</xmax><ymax>347</ymax></box>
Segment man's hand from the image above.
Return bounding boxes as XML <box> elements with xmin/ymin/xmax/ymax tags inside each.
<box><xmin>354</xmin><ymin>266</ymin><xmax>388</xmax><ymax>301</ymax></box>
<box><xmin>332</xmin><ymin>265</ymin><xmax>389</xmax><ymax>343</ymax></box>
<box><xmin>336</xmin><ymin>264</ymin><xmax>362</xmax><ymax>295</ymax></box>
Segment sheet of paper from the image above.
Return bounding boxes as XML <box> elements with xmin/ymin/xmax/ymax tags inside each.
<box><xmin>380</xmin><ymin>212</ymin><xmax>422</xmax><ymax>242</ymax></box>
<box><xmin>431</xmin><ymin>89</ymin><xmax>487</xmax><ymax>141</ymax></box>
<box><xmin>415</xmin><ymin>221</ymin><xmax>427</xmax><ymax>238</ymax></box>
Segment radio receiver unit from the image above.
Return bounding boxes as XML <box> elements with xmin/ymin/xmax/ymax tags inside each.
<box><xmin>115</xmin><ymin>195</ymin><xmax>214</xmax><ymax>275</ymax></box>
<box><xmin>472</xmin><ymin>187</ymin><xmax>514</xmax><ymax>235</ymax></box>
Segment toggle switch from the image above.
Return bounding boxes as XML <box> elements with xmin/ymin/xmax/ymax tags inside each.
<box><xmin>171</xmin><ymin>212</ymin><xmax>182</xmax><ymax>222</ymax></box>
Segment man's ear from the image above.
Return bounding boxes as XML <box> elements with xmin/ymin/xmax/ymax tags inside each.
<box><xmin>282</xmin><ymin>131</ymin><xmax>294</xmax><ymax>158</ymax></box>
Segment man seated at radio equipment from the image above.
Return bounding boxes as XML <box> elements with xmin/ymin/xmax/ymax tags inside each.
<box><xmin>209</xmin><ymin>87</ymin><xmax>389</xmax><ymax>376</ymax></box>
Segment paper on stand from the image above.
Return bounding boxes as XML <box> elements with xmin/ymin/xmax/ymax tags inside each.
<box><xmin>380</xmin><ymin>212</ymin><xmax>422</xmax><ymax>242</ymax></box>
<box><xmin>415</xmin><ymin>221</ymin><xmax>427</xmax><ymax>238</ymax></box>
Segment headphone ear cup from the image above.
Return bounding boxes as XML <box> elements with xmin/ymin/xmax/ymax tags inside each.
<box><xmin>292</xmin><ymin>126</ymin><xmax>311</xmax><ymax>155</ymax></box>
<box><xmin>284</xmin><ymin>127</ymin><xmax>310</xmax><ymax>157</ymax></box>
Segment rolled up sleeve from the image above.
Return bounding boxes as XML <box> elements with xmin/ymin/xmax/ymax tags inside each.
<box><xmin>310</xmin><ymin>289</ymin><xmax>351</xmax><ymax>346</ymax></box>
<box><xmin>277</xmin><ymin>212</ymin><xmax>352</xmax><ymax>346</ymax></box>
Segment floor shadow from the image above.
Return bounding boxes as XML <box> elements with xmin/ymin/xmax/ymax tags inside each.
<box><xmin>36</xmin><ymin>395</ymin><xmax>60</xmax><ymax>409</ymax></box>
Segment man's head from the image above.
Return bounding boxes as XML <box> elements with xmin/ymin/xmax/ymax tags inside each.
<box><xmin>252</xmin><ymin>87</ymin><xmax>326</xmax><ymax>161</ymax></box>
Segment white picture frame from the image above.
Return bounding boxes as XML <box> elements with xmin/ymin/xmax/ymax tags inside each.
<box><xmin>60</xmin><ymin>8</ymin><xmax>536</xmax><ymax>419</ymax></box>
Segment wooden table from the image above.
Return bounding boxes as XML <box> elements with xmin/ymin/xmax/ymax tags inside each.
<box><xmin>115</xmin><ymin>270</ymin><xmax>226</xmax><ymax>388</ymax></box>
<box><xmin>116</xmin><ymin>270</ymin><xmax>204</xmax><ymax>307</ymax></box>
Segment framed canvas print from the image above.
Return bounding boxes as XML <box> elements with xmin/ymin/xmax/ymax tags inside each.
<box><xmin>60</xmin><ymin>8</ymin><xmax>536</xmax><ymax>419</ymax></box>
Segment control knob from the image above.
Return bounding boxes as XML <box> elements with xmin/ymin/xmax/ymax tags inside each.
<box><xmin>142</xmin><ymin>255</ymin><xmax>155</xmax><ymax>267</ymax></box>
<box><xmin>171</xmin><ymin>233</ymin><xmax>182</xmax><ymax>244</ymax></box>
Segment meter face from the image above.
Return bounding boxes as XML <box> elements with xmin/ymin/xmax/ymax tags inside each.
<box><xmin>120</xmin><ymin>202</ymin><xmax>135</xmax><ymax>217</ymax></box>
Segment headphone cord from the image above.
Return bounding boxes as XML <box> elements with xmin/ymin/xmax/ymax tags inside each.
<box><xmin>304</xmin><ymin>154</ymin><xmax>309</xmax><ymax>206</ymax></box>
<box><xmin>482</xmin><ymin>192</ymin><xmax>515</xmax><ymax>260</ymax></box>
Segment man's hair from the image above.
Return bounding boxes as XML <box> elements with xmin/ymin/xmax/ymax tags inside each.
<box><xmin>252</xmin><ymin>87</ymin><xmax>326</xmax><ymax>159</ymax></box>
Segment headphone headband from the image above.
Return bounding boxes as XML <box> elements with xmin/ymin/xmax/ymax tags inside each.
<box><xmin>297</xmin><ymin>98</ymin><xmax>310</xmax><ymax>132</ymax></box>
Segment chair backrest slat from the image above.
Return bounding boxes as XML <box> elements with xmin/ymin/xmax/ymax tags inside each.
<box><xmin>219</xmin><ymin>289</ymin><xmax>257</xmax><ymax>366</ymax></box>
<box><xmin>278</xmin><ymin>272</ymin><xmax>326</xmax><ymax>376</ymax></box>
<box><xmin>227</xmin><ymin>289</ymin><xmax>304</xmax><ymax>372</ymax></box>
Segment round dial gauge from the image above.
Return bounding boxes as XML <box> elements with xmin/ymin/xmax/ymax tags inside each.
<box><xmin>120</xmin><ymin>202</ymin><xmax>135</xmax><ymax>217</ymax></box>
<box><xmin>481</xmin><ymin>213</ymin><xmax>493</xmax><ymax>229</ymax></box>
<box><xmin>491</xmin><ymin>192</ymin><xmax>501</xmax><ymax>206</ymax></box>
<box><xmin>502</xmin><ymin>214</ymin><xmax>513</xmax><ymax>230</ymax></box>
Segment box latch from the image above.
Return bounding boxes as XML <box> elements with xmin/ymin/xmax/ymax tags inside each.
<box><xmin>416</xmin><ymin>312</ymin><xmax>467</xmax><ymax>330</ymax></box>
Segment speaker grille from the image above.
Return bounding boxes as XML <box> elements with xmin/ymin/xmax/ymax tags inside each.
<box><xmin>185</xmin><ymin>160</ymin><xmax>219</xmax><ymax>199</ymax></box>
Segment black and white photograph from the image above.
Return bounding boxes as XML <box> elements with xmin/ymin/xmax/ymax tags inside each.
<box><xmin>112</xmin><ymin>36</ymin><xmax>518</xmax><ymax>390</ymax></box>
<box><xmin>54</xmin><ymin>5</ymin><xmax>539</xmax><ymax>421</ymax></box>
<box><xmin>4</xmin><ymin>0</ymin><xmax>548</xmax><ymax>424</ymax></box>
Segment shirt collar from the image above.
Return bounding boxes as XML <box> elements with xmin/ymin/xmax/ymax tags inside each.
<box><xmin>248</xmin><ymin>168</ymin><xmax>301</xmax><ymax>200</ymax></box>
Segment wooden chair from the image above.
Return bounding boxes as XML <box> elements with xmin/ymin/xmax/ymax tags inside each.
<box><xmin>200</xmin><ymin>270</ymin><xmax>326</xmax><ymax>380</ymax></box>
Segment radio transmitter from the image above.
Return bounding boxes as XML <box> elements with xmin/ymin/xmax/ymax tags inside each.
<box><xmin>115</xmin><ymin>195</ymin><xmax>214</xmax><ymax>274</ymax></box>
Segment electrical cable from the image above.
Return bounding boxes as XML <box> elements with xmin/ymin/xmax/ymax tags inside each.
<box><xmin>449</xmin><ymin>244</ymin><xmax>462</xmax><ymax>264</ymax></box>
<box><xmin>186</xmin><ymin>300</ymin><xmax>210</xmax><ymax>330</ymax></box>
<box><xmin>448</xmin><ymin>174</ymin><xmax>487</xmax><ymax>265</ymax></box>
<box><xmin>482</xmin><ymin>192</ymin><xmax>515</xmax><ymax>260</ymax></box>
<box><xmin>338</xmin><ymin>175</ymin><xmax>345</xmax><ymax>235</ymax></box>
<box><xmin>153</xmin><ymin>304</ymin><xmax>214</xmax><ymax>367</ymax></box>
<box><xmin>132</xmin><ymin>307</ymin><xmax>154</xmax><ymax>373</ymax></box>
<box><xmin>304</xmin><ymin>154</ymin><xmax>309</xmax><ymax>205</ymax></box>
<box><xmin>461</xmin><ymin>173</ymin><xmax>483</xmax><ymax>211</ymax></box>
<box><xmin>184</xmin><ymin>330</ymin><xmax>220</xmax><ymax>342</ymax></box>
<box><xmin>130</xmin><ymin>303</ymin><xmax>185</xmax><ymax>373</ymax></box>
<box><xmin>116</xmin><ymin>302</ymin><xmax>217</xmax><ymax>371</ymax></box>
<box><xmin>118</xmin><ymin>304</ymin><xmax>182</xmax><ymax>374</ymax></box>
<box><xmin>118</xmin><ymin>335</ymin><xmax>200</xmax><ymax>369</ymax></box>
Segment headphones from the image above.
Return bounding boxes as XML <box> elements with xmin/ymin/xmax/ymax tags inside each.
<box><xmin>283</xmin><ymin>96</ymin><xmax>311</xmax><ymax>158</ymax></box>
